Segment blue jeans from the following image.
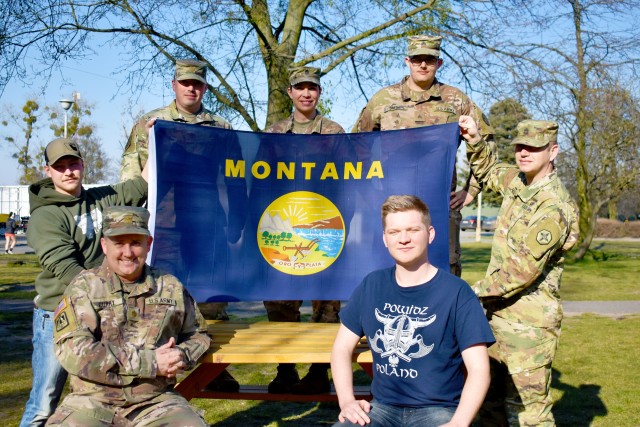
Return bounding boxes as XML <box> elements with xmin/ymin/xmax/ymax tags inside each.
<box><xmin>333</xmin><ymin>400</ymin><xmax>456</xmax><ymax>427</ymax></box>
<box><xmin>20</xmin><ymin>308</ymin><xmax>68</xmax><ymax>427</ymax></box>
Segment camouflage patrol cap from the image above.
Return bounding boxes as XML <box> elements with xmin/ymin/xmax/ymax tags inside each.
<box><xmin>289</xmin><ymin>67</ymin><xmax>321</xmax><ymax>86</ymax></box>
<box><xmin>407</xmin><ymin>35</ymin><xmax>442</xmax><ymax>57</ymax></box>
<box><xmin>102</xmin><ymin>206</ymin><xmax>150</xmax><ymax>237</ymax></box>
<box><xmin>174</xmin><ymin>59</ymin><xmax>207</xmax><ymax>84</ymax></box>
<box><xmin>45</xmin><ymin>138</ymin><xmax>83</xmax><ymax>165</ymax></box>
<box><xmin>511</xmin><ymin>120</ymin><xmax>559</xmax><ymax>147</ymax></box>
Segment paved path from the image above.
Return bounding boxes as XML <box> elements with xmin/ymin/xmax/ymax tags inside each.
<box><xmin>563</xmin><ymin>301</ymin><xmax>640</xmax><ymax>317</ymax></box>
<box><xmin>1</xmin><ymin>234</ymin><xmax>33</xmax><ymax>255</ymax></box>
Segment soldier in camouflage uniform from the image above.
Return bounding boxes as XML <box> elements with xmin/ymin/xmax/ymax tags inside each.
<box><xmin>353</xmin><ymin>35</ymin><xmax>495</xmax><ymax>277</ymax></box>
<box><xmin>459</xmin><ymin>116</ymin><xmax>579</xmax><ymax>426</ymax></box>
<box><xmin>263</xmin><ymin>66</ymin><xmax>344</xmax><ymax>394</ymax></box>
<box><xmin>120</xmin><ymin>59</ymin><xmax>232</xmax><ymax>180</ymax></box>
<box><xmin>47</xmin><ymin>206</ymin><xmax>210</xmax><ymax>426</ymax></box>
<box><xmin>119</xmin><ymin>59</ymin><xmax>240</xmax><ymax>391</ymax></box>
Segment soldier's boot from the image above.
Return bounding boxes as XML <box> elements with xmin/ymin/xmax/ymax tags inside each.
<box><xmin>204</xmin><ymin>369</ymin><xmax>240</xmax><ymax>393</ymax></box>
<box><xmin>267</xmin><ymin>363</ymin><xmax>299</xmax><ymax>394</ymax></box>
<box><xmin>291</xmin><ymin>363</ymin><xmax>331</xmax><ymax>394</ymax></box>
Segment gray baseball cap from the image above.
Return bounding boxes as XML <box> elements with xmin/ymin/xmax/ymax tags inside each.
<box><xmin>44</xmin><ymin>138</ymin><xmax>83</xmax><ymax>165</ymax></box>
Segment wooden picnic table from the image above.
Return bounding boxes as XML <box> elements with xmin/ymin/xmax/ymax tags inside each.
<box><xmin>175</xmin><ymin>320</ymin><xmax>373</xmax><ymax>402</ymax></box>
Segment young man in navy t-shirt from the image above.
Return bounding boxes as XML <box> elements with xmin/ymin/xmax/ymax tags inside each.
<box><xmin>331</xmin><ymin>195</ymin><xmax>495</xmax><ymax>427</ymax></box>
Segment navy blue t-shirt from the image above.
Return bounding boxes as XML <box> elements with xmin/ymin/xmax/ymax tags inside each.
<box><xmin>340</xmin><ymin>267</ymin><xmax>495</xmax><ymax>408</ymax></box>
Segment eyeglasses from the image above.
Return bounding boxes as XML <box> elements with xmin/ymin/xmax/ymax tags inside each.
<box><xmin>408</xmin><ymin>56</ymin><xmax>439</xmax><ymax>66</ymax></box>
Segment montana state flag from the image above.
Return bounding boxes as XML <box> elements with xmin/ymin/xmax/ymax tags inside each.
<box><xmin>148</xmin><ymin>120</ymin><xmax>459</xmax><ymax>302</ymax></box>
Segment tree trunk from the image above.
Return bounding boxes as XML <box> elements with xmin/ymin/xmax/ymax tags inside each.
<box><xmin>571</xmin><ymin>211</ymin><xmax>596</xmax><ymax>261</ymax></box>
<box><xmin>608</xmin><ymin>200</ymin><xmax>618</xmax><ymax>220</ymax></box>
<box><xmin>570</xmin><ymin>0</ymin><xmax>593</xmax><ymax>261</ymax></box>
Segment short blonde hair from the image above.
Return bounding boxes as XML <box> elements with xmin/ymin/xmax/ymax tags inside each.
<box><xmin>381</xmin><ymin>195</ymin><xmax>431</xmax><ymax>230</ymax></box>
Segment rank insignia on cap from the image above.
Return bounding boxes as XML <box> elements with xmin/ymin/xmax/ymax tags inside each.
<box><xmin>536</xmin><ymin>229</ymin><xmax>552</xmax><ymax>245</ymax></box>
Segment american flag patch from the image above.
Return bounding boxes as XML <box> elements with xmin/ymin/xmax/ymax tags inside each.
<box><xmin>54</xmin><ymin>297</ymin><xmax>68</xmax><ymax>320</ymax></box>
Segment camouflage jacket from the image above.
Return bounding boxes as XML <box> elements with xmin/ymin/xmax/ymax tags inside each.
<box><xmin>265</xmin><ymin>111</ymin><xmax>345</xmax><ymax>134</ymax></box>
<box><xmin>120</xmin><ymin>100</ymin><xmax>232</xmax><ymax>181</ymax></box>
<box><xmin>353</xmin><ymin>76</ymin><xmax>494</xmax><ymax>195</ymax></box>
<box><xmin>52</xmin><ymin>261</ymin><xmax>210</xmax><ymax>406</ymax></box>
<box><xmin>467</xmin><ymin>139</ymin><xmax>579</xmax><ymax>328</ymax></box>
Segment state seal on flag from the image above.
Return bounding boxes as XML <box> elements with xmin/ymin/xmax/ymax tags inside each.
<box><xmin>257</xmin><ymin>191</ymin><xmax>346</xmax><ymax>276</ymax></box>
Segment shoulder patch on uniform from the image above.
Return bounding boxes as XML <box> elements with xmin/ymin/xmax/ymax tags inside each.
<box><xmin>53</xmin><ymin>298</ymin><xmax>67</xmax><ymax>319</ymax></box>
<box><xmin>525</xmin><ymin>218</ymin><xmax>562</xmax><ymax>260</ymax></box>
<box><xmin>536</xmin><ymin>229</ymin><xmax>553</xmax><ymax>245</ymax></box>
<box><xmin>53</xmin><ymin>296</ymin><xmax>79</xmax><ymax>337</ymax></box>
<box><xmin>54</xmin><ymin>311</ymin><xmax>70</xmax><ymax>332</ymax></box>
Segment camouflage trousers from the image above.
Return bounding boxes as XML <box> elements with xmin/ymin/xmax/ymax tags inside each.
<box><xmin>449</xmin><ymin>209</ymin><xmax>462</xmax><ymax>277</ymax></box>
<box><xmin>45</xmin><ymin>392</ymin><xmax>207</xmax><ymax>426</ymax></box>
<box><xmin>476</xmin><ymin>315</ymin><xmax>559</xmax><ymax>427</ymax></box>
<box><xmin>263</xmin><ymin>300</ymin><xmax>340</xmax><ymax>323</ymax></box>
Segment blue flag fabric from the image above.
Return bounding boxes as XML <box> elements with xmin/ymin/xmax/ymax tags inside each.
<box><xmin>148</xmin><ymin>120</ymin><xmax>459</xmax><ymax>302</ymax></box>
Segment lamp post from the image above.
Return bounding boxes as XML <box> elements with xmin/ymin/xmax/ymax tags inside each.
<box><xmin>59</xmin><ymin>98</ymin><xmax>75</xmax><ymax>138</ymax></box>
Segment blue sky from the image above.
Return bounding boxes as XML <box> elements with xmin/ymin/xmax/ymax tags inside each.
<box><xmin>0</xmin><ymin>48</ymin><xmax>190</xmax><ymax>185</ymax></box>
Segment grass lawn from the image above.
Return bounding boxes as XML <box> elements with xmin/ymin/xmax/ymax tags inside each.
<box><xmin>461</xmin><ymin>240</ymin><xmax>640</xmax><ymax>301</ymax></box>
<box><xmin>551</xmin><ymin>314</ymin><xmax>640</xmax><ymax>426</ymax></box>
<box><xmin>0</xmin><ymin>254</ymin><xmax>39</xmax><ymax>300</ymax></box>
<box><xmin>1</xmin><ymin>240</ymin><xmax>639</xmax><ymax>426</ymax></box>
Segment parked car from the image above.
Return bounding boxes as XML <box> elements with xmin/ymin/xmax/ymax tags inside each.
<box><xmin>482</xmin><ymin>216</ymin><xmax>497</xmax><ymax>232</ymax></box>
<box><xmin>460</xmin><ymin>215</ymin><xmax>487</xmax><ymax>231</ymax></box>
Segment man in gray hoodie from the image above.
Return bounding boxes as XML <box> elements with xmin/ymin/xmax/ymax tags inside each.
<box><xmin>20</xmin><ymin>138</ymin><xmax>148</xmax><ymax>427</ymax></box>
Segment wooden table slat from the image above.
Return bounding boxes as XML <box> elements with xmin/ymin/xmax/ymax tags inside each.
<box><xmin>177</xmin><ymin>321</ymin><xmax>373</xmax><ymax>402</ymax></box>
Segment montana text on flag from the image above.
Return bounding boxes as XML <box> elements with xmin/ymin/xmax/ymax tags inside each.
<box><xmin>148</xmin><ymin>120</ymin><xmax>459</xmax><ymax>302</ymax></box>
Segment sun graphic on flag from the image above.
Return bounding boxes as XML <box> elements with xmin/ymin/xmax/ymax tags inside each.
<box><xmin>281</xmin><ymin>203</ymin><xmax>309</xmax><ymax>227</ymax></box>
<box><xmin>257</xmin><ymin>191</ymin><xmax>346</xmax><ymax>276</ymax></box>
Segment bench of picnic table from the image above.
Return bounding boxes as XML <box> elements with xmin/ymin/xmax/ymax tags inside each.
<box><xmin>175</xmin><ymin>320</ymin><xmax>373</xmax><ymax>402</ymax></box>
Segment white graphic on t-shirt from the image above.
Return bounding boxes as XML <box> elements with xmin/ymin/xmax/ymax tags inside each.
<box><xmin>369</xmin><ymin>308</ymin><xmax>435</xmax><ymax>367</ymax></box>
<box><xmin>75</xmin><ymin>208</ymin><xmax>103</xmax><ymax>239</ymax></box>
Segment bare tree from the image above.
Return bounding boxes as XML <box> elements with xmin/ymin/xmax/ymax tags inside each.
<box><xmin>581</xmin><ymin>82</ymin><xmax>640</xmax><ymax>222</ymax></box>
<box><xmin>2</xmin><ymin>96</ymin><xmax>115</xmax><ymax>184</ymax></box>
<box><xmin>1</xmin><ymin>0</ymin><xmax>463</xmax><ymax>130</ymax></box>
<box><xmin>451</xmin><ymin>0</ymin><xmax>640</xmax><ymax>259</ymax></box>
<box><xmin>1</xmin><ymin>99</ymin><xmax>45</xmax><ymax>183</ymax></box>
<box><xmin>48</xmin><ymin>99</ymin><xmax>115</xmax><ymax>183</ymax></box>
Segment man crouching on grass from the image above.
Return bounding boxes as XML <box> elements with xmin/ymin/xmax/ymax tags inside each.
<box><xmin>46</xmin><ymin>206</ymin><xmax>210</xmax><ymax>426</ymax></box>
<box><xmin>331</xmin><ymin>195</ymin><xmax>494</xmax><ymax>426</ymax></box>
